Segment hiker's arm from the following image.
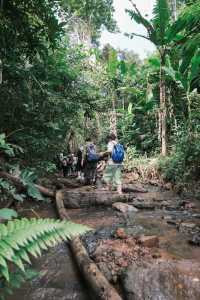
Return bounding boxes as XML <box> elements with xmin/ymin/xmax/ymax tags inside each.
<box><xmin>81</xmin><ymin>145</ymin><xmax>86</xmax><ymax>166</ymax></box>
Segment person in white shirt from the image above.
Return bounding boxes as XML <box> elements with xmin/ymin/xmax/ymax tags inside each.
<box><xmin>102</xmin><ymin>133</ymin><xmax>123</xmax><ymax>194</ymax></box>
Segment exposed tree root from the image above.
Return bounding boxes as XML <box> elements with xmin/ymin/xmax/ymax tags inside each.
<box><xmin>0</xmin><ymin>171</ymin><xmax>55</xmax><ymax>198</ymax></box>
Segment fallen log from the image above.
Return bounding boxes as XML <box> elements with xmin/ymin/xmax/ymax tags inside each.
<box><xmin>56</xmin><ymin>191</ymin><xmax>123</xmax><ymax>300</ymax></box>
<box><xmin>122</xmin><ymin>184</ymin><xmax>148</xmax><ymax>193</ymax></box>
<box><xmin>0</xmin><ymin>171</ymin><xmax>54</xmax><ymax>198</ymax></box>
<box><xmin>56</xmin><ymin>177</ymin><xmax>82</xmax><ymax>189</ymax></box>
<box><xmin>55</xmin><ymin>190</ymin><xmax>70</xmax><ymax>219</ymax></box>
<box><xmin>59</xmin><ymin>189</ymin><xmax>135</xmax><ymax>209</ymax></box>
<box><xmin>70</xmin><ymin>237</ymin><xmax>123</xmax><ymax>300</ymax></box>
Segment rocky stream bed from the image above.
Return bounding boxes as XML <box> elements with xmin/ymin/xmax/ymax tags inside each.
<box><xmin>7</xmin><ymin>178</ymin><xmax>200</xmax><ymax>300</ymax></box>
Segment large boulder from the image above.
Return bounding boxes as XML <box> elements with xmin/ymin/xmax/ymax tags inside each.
<box><xmin>122</xmin><ymin>260</ymin><xmax>200</xmax><ymax>300</ymax></box>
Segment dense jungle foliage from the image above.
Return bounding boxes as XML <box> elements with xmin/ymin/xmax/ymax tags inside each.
<box><xmin>0</xmin><ymin>0</ymin><xmax>200</xmax><ymax>296</ymax></box>
<box><xmin>0</xmin><ymin>0</ymin><xmax>200</xmax><ymax>184</ymax></box>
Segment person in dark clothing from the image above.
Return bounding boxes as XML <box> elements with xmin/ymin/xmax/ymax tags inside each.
<box><xmin>62</xmin><ymin>158</ymin><xmax>68</xmax><ymax>177</ymax></box>
<box><xmin>76</xmin><ymin>146</ymin><xmax>84</xmax><ymax>179</ymax></box>
<box><xmin>83</xmin><ymin>139</ymin><xmax>99</xmax><ymax>185</ymax></box>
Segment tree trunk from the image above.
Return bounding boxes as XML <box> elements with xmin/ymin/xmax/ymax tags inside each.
<box><xmin>0</xmin><ymin>171</ymin><xmax>54</xmax><ymax>198</ymax></box>
<box><xmin>95</xmin><ymin>112</ymin><xmax>102</xmax><ymax>140</ymax></box>
<box><xmin>0</xmin><ymin>59</ymin><xmax>2</xmax><ymax>84</ymax></box>
<box><xmin>169</xmin><ymin>0</ymin><xmax>177</xmax><ymax>22</ymax></box>
<box><xmin>159</xmin><ymin>54</ymin><xmax>167</xmax><ymax>156</ymax></box>
<box><xmin>109</xmin><ymin>95</ymin><xmax>117</xmax><ymax>136</ymax></box>
<box><xmin>186</xmin><ymin>91</ymin><xmax>191</xmax><ymax>126</ymax></box>
<box><xmin>58</xmin><ymin>189</ymin><xmax>135</xmax><ymax>209</ymax></box>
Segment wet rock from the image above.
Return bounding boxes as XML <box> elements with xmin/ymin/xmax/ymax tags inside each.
<box><xmin>164</xmin><ymin>182</ymin><xmax>173</xmax><ymax>190</ymax></box>
<box><xmin>162</xmin><ymin>215</ymin><xmax>173</xmax><ymax>221</ymax></box>
<box><xmin>82</xmin><ymin>226</ymin><xmax>118</xmax><ymax>255</ymax></box>
<box><xmin>189</xmin><ymin>233</ymin><xmax>200</xmax><ymax>246</ymax></box>
<box><xmin>133</xmin><ymin>202</ymin><xmax>156</xmax><ymax>210</ymax></box>
<box><xmin>185</xmin><ymin>202</ymin><xmax>196</xmax><ymax>209</ymax></box>
<box><xmin>112</xmin><ymin>202</ymin><xmax>138</xmax><ymax>214</ymax></box>
<box><xmin>122</xmin><ymin>260</ymin><xmax>200</xmax><ymax>300</ymax></box>
<box><xmin>137</xmin><ymin>235</ymin><xmax>159</xmax><ymax>248</ymax></box>
<box><xmin>115</xmin><ymin>228</ymin><xmax>127</xmax><ymax>239</ymax></box>
<box><xmin>92</xmin><ymin>238</ymin><xmax>151</xmax><ymax>282</ymax></box>
<box><xmin>149</xmin><ymin>180</ymin><xmax>159</xmax><ymax>186</ymax></box>
<box><xmin>178</xmin><ymin>200</ymin><xmax>196</xmax><ymax>210</ymax></box>
<box><xmin>179</xmin><ymin>222</ymin><xmax>197</xmax><ymax>234</ymax></box>
<box><xmin>167</xmin><ymin>219</ymin><xmax>181</xmax><ymax>227</ymax></box>
<box><xmin>192</xmin><ymin>214</ymin><xmax>200</xmax><ymax>219</ymax></box>
<box><xmin>123</xmin><ymin>184</ymin><xmax>148</xmax><ymax>193</ymax></box>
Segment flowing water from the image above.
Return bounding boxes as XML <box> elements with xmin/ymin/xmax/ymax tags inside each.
<box><xmin>7</xmin><ymin>184</ymin><xmax>200</xmax><ymax>300</ymax></box>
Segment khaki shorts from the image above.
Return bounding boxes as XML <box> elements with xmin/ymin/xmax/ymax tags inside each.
<box><xmin>103</xmin><ymin>164</ymin><xmax>122</xmax><ymax>186</ymax></box>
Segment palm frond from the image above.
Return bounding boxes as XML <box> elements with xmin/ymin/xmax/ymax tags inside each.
<box><xmin>168</xmin><ymin>1</ymin><xmax>200</xmax><ymax>40</ymax></box>
<box><xmin>126</xmin><ymin>3</ymin><xmax>158</xmax><ymax>45</ymax></box>
<box><xmin>153</xmin><ymin>0</ymin><xmax>170</xmax><ymax>45</ymax></box>
<box><xmin>180</xmin><ymin>33</ymin><xmax>200</xmax><ymax>73</ymax></box>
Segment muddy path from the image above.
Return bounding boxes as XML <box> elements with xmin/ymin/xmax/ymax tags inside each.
<box><xmin>7</xmin><ymin>179</ymin><xmax>200</xmax><ymax>300</ymax></box>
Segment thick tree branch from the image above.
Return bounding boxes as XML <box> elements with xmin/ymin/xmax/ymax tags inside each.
<box><xmin>128</xmin><ymin>32</ymin><xmax>150</xmax><ymax>41</ymax></box>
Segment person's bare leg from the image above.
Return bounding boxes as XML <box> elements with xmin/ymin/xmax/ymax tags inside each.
<box><xmin>117</xmin><ymin>184</ymin><xmax>122</xmax><ymax>195</ymax></box>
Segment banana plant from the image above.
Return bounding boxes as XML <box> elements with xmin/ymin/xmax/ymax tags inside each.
<box><xmin>126</xmin><ymin>0</ymin><xmax>172</xmax><ymax>155</ymax></box>
<box><xmin>164</xmin><ymin>51</ymin><xmax>200</xmax><ymax>122</ymax></box>
<box><xmin>167</xmin><ymin>1</ymin><xmax>200</xmax><ymax>121</ymax></box>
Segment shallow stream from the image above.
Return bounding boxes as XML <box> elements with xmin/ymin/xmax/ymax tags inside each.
<box><xmin>7</xmin><ymin>184</ymin><xmax>200</xmax><ymax>300</ymax></box>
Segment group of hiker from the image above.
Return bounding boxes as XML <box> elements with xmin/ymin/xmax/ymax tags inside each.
<box><xmin>57</xmin><ymin>133</ymin><xmax>125</xmax><ymax>195</ymax></box>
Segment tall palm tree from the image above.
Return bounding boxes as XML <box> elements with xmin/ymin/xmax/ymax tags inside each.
<box><xmin>126</xmin><ymin>0</ymin><xmax>171</xmax><ymax>155</ymax></box>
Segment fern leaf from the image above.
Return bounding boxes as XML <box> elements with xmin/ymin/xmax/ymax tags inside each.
<box><xmin>0</xmin><ymin>218</ymin><xmax>90</xmax><ymax>283</ymax></box>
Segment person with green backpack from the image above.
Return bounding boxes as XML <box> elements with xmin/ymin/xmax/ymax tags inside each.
<box><xmin>102</xmin><ymin>133</ymin><xmax>125</xmax><ymax>194</ymax></box>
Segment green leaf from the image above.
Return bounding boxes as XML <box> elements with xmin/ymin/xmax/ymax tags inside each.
<box><xmin>152</xmin><ymin>0</ymin><xmax>170</xmax><ymax>44</ymax></box>
<box><xmin>27</xmin><ymin>185</ymin><xmax>44</xmax><ymax>201</ymax></box>
<box><xmin>0</xmin><ymin>209</ymin><xmax>18</xmax><ymax>220</ymax></box>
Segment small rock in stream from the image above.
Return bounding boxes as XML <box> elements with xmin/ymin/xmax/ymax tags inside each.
<box><xmin>112</xmin><ymin>202</ymin><xmax>138</xmax><ymax>214</ymax></box>
<box><xmin>192</xmin><ymin>214</ymin><xmax>200</xmax><ymax>219</ymax></box>
<box><xmin>179</xmin><ymin>222</ymin><xmax>197</xmax><ymax>234</ymax></box>
<box><xmin>137</xmin><ymin>235</ymin><xmax>159</xmax><ymax>248</ymax></box>
<box><xmin>189</xmin><ymin>232</ymin><xmax>200</xmax><ymax>246</ymax></box>
<box><xmin>115</xmin><ymin>228</ymin><xmax>127</xmax><ymax>239</ymax></box>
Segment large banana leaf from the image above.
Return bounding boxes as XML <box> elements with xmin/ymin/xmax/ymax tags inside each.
<box><xmin>152</xmin><ymin>0</ymin><xmax>170</xmax><ymax>45</ymax></box>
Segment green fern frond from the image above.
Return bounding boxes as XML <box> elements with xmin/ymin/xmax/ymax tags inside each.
<box><xmin>0</xmin><ymin>268</ymin><xmax>39</xmax><ymax>299</ymax></box>
<box><xmin>153</xmin><ymin>0</ymin><xmax>170</xmax><ymax>45</ymax></box>
<box><xmin>0</xmin><ymin>218</ymin><xmax>91</xmax><ymax>282</ymax></box>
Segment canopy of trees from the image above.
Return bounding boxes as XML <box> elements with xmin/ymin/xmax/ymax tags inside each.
<box><xmin>0</xmin><ymin>0</ymin><xmax>200</xmax><ymax>181</ymax></box>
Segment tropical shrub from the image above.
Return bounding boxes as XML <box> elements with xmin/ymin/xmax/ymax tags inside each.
<box><xmin>159</xmin><ymin>130</ymin><xmax>200</xmax><ymax>184</ymax></box>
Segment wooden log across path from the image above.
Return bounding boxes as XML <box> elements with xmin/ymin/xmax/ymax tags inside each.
<box><xmin>57</xmin><ymin>189</ymin><xmax>136</xmax><ymax>209</ymax></box>
<box><xmin>56</xmin><ymin>190</ymin><xmax>123</xmax><ymax>300</ymax></box>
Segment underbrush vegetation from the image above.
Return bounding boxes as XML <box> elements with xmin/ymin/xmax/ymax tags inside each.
<box><xmin>159</xmin><ymin>130</ymin><xmax>200</xmax><ymax>188</ymax></box>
